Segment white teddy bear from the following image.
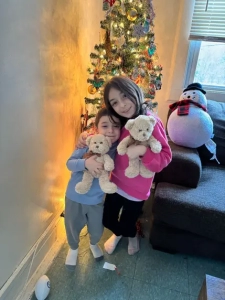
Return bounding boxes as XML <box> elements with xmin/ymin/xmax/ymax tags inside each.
<box><xmin>75</xmin><ymin>134</ymin><xmax>117</xmax><ymax>194</ymax></box>
<box><xmin>117</xmin><ymin>115</ymin><xmax>162</xmax><ymax>178</ymax></box>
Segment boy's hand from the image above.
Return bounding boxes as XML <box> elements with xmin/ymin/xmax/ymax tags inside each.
<box><xmin>77</xmin><ymin>132</ymin><xmax>88</xmax><ymax>148</ymax></box>
<box><xmin>127</xmin><ymin>145</ymin><xmax>147</xmax><ymax>160</ymax></box>
<box><xmin>85</xmin><ymin>155</ymin><xmax>103</xmax><ymax>176</ymax></box>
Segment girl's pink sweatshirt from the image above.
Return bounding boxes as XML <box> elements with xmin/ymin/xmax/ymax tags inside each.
<box><xmin>111</xmin><ymin>116</ymin><xmax>172</xmax><ymax>200</ymax></box>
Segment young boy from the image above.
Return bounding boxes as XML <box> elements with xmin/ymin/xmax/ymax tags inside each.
<box><xmin>64</xmin><ymin>108</ymin><xmax>121</xmax><ymax>270</ymax></box>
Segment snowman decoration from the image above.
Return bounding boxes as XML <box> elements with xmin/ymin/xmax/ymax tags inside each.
<box><xmin>167</xmin><ymin>83</ymin><xmax>219</xmax><ymax>163</ymax></box>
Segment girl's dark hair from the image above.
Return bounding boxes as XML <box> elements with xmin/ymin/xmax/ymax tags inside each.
<box><xmin>103</xmin><ymin>76</ymin><xmax>148</xmax><ymax>127</ymax></box>
<box><xmin>94</xmin><ymin>107</ymin><xmax>121</xmax><ymax>127</ymax></box>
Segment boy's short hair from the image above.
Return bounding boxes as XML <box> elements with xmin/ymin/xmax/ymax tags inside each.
<box><xmin>95</xmin><ymin>107</ymin><xmax>121</xmax><ymax>127</ymax></box>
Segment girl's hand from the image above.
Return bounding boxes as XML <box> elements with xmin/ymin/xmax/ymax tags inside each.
<box><xmin>77</xmin><ymin>132</ymin><xmax>88</xmax><ymax>148</ymax></box>
<box><xmin>127</xmin><ymin>145</ymin><xmax>147</xmax><ymax>160</ymax></box>
<box><xmin>85</xmin><ymin>155</ymin><xmax>103</xmax><ymax>176</ymax></box>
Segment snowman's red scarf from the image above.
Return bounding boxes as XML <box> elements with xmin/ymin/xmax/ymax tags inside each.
<box><xmin>169</xmin><ymin>99</ymin><xmax>207</xmax><ymax>116</ymax></box>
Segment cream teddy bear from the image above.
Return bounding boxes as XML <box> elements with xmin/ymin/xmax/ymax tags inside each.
<box><xmin>75</xmin><ymin>134</ymin><xmax>117</xmax><ymax>194</ymax></box>
<box><xmin>117</xmin><ymin>115</ymin><xmax>162</xmax><ymax>178</ymax></box>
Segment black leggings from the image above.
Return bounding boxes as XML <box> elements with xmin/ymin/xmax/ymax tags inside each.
<box><xmin>103</xmin><ymin>193</ymin><xmax>144</xmax><ymax>238</ymax></box>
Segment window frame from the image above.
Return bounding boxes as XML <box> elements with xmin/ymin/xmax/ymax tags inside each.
<box><xmin>184</xmin><ymin>40</ymin><xmax>225</xmax><ymax>102</ymax></box>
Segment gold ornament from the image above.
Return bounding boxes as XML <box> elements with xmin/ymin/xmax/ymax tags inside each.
<box><xmin>127</xmin><ymin>8</ymin><xmax>138</xmax><ymax>21</ymax></box>
<box><xmin>114</xmin><ymin>0</ymin><xmax>120</xmax><ymax>6</ymax></box>
<box><xmin>88</xmin><ymin>85</ymin><xmax>97</xmax><ymax>94</ymax></box>
<box><xmin>104</xmin><ymin>30</ymin><xmax>112</xmax><ymax>58</ymax></box>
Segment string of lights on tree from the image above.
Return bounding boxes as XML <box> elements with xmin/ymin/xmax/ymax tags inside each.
<box><xmin>81</xmin><ymin>0</ymin><xmax>162</xmax><ymax>131</ymax></box>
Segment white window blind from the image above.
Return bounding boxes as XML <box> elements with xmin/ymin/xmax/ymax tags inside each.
<box><xmin>189</xmin><ymin>0</ymin><xmax>225</xmax><ymax>42</ymax></box>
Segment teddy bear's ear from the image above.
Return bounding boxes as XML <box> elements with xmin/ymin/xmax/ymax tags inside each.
<box><xmin>125</xmin><ymin>119</ymin><xmax>135</xmax><ymax>130</ymax></box>
<box><xmin>148</xmin><ymin>116</ymin><xmax>156</xmax><ymax>126</ymax></box>
<box><xmin>86</xmin><ymin>136</ymin><xmax>92</xmax><ymax>147</ymax></box>
<box><xmin>105</xmin><ymin>136</ymin><xmax>112</xmax><ymax>148</ymax></box>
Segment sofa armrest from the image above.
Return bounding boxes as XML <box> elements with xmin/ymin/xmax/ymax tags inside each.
<box><xmin>154</xmin><ymin>141</ymin><xmax>202</xmax><ymax>188</ymax></box>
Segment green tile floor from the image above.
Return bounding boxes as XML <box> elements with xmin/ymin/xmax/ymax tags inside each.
<box><xmin>31</xmin><ymin>197</ymin><xmax>225</xmax><ymax>300</ymax></box>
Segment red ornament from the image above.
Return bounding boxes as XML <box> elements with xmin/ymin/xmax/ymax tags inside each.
<box><xmin>149</xmin><ymin>90</ymin><xmax>156</xmax><ymax>96</ymax></box>
<box><xmin>149</xmin><ymin>83</ymin><xmax>155</xmax><ymax>89</ymax></box>
<box><xmin>103</xmin><ymin>0</ymin><xmax>116</xmax><ymax>10</ymax></box>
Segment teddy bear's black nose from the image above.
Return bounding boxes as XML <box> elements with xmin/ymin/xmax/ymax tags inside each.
<box><xmin>96</xmin><ymin>146</ymin><xmax>99</xmax><ymax>148</ymax></box>
<box><xmin>143</xmin><ymin>133</ymin><xmax>146</xmax><ymax>137</ymax></box>
<box><xmin>187</xmin><ymin>95</ymin><xmax>191</xmax><ymax>98</ymax></box>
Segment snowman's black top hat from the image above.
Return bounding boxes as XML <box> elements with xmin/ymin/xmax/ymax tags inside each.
<box><xmin>183</xmin><ymin>83</ymin><xmax>206</xmax><ymax>94</ymax></box>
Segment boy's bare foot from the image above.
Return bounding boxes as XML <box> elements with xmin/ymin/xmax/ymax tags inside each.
<box><xmin>104</xmin><ymin>234</ymin><xmax>122</xmax><ymax>254</ymax></box>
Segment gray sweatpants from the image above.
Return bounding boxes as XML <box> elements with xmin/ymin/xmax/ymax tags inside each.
<box><xmin>64</xmin><ymin>197</ymin><xmax>104</xmax><ymax>250</ymax></box>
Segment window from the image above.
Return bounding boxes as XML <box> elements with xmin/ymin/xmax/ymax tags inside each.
<box><xmin>184</xmin><ymin>0</ymin><xmax>225</xmax><ymax>102</ymax></box>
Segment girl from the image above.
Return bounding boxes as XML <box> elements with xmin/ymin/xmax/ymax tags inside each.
<box><xmin>78</xmin><ymin>76</ymin><xmax>172</xmax><ymax>256</ymax></box>
<box><xmin>64</xmin><ymin>107</ymin><xmax>121</xmax><ymax>270</ymax></box>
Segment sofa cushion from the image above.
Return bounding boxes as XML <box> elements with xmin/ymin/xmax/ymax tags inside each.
<box><xmin>153</xmin><ymin>164</ymin><xmax>225</xmax><ymax>243</ymax></box>
<box><xmin>150</xmin><ymin>220</ymin><xmax>225</xmax><ymax>261</ymax></box>
<box><xmin>198</xmin><ymin>100</ymin><xmax>225</xmax><ymax>165</ymax></box>
<box><xmin>155</xmin><ymin>141</ymin><xmax>202</xmax><ymax>188</ymax></box>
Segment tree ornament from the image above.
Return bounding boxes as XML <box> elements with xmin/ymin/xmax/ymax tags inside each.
<box><xmin>104</xmin><ymin>30</ymin><xmax>112</xmax><ymax>58</ymax></box>
<box><xmin>131</xmin><ymin>67</ymin><xmax>139</xmax><ymax>80</ymax></box>
<box><xmin>149</xmin><ymin>83</ymin><xmax>155</xmax><ymax>91</ymax></box>
<box><xmin>155</xmin><ymin>77</ymin><xmax>162</xmax><ymax>90</ymax></box>
<box><xmin>139</xmin><ymin>43</ymin><xmax>146</xmax><ymax>50</ymax></box>
<box><xmin>114</xmin><ymin>35</ymin><xmax>125</xmax><ymax>48</ymax></box>
<box><xmin>134</xmin><ymin>75</ymin><xmax>141</xmax><ymax>84</ymax></box>
<box><xmin>111</xmin><ymin>44</ymin><xmax>117</xmax><ymax>54</ymax></box>
<box><xmin>127</xmin><ymin>8</ymin><xmax>138</xmax><ymax>21</ymax></box>
<box><xmin>145</xmin><ymin>56</ymin><xmax>153</xmax><ymax>70</ymax></box>
<box><xmin>114</xmin><ymin>0</ymin><xmax>121</xmax><ymax>6</ymax></box>
<box><xmin>140</xmin><ymin>61</ymin><xmax>146</xmax><ymax>67</ymax></box>
<box><xmin>149</xmin><ymin>89</ymin><xmax>156</xmax><ymax>96</ymax></box>
<box><xmin>148</xmin><ymin>43</ymin><xmax>156</xmax><ymax>56</ymax></box>
<box><xmin>133</xmin><ymin>24</ymin><xmax>145</xmax><ymax>39</ymax></box>
<box><xmin>118</xmin><ymin>0</ymin><xmax>126</xmax><ymax>15</ymax></box>
<box><xmin>140</xmin><ymin>69</ymin><xmax>146</xmax><ymax>77</ymax></box>
<box><xmin>103</xmin><ymin>1</ymin><xmax>110</xmax><ymax>10</ymax></box>
<box><xmin>111</xmin><ymin>68</ymin><xmax>118</xmax><ymax>75</ymax></box>
<box><xmin>150</xmin><ymin>73</ymin><xmax>157</xmax><ymax>83</ymax></box>
<box><xmin>143</xmin><ymin>18</ymin><xmax>150</xmax><ymax>33</ymax></box>
<box><xmin>93</xmin><ymin>75</ymin><xmax>104</xmax><ymax>89</ymax></box>
<box><xmin>88</xmin><ymin>85</ymin><xmax>97</xmax><ymax>94</ymax></box>
<box><xmin>103</xmin><ymin>0</ymin><xmax>116</xmax><ymax>11</ymax></box>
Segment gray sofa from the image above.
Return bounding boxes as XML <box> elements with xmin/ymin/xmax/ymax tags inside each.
<box><xmin>150</xmin><ymin>100</ymin><xmax>225</xmax><ymax>260</ymax></box>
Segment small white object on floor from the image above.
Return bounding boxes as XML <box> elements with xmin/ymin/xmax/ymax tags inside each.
<box><xmin>34</xmin><ymin>275</ymin><xmax>50</xmax><ymax>300</ymax></box>
<box><xmin>103</xmin><ymin>262</ymin><xmax>116</xmax><ymax>271</ymax></box>
<box><xmin>103</xmin><ymin>262</ymin><xmax>120</xmax><ymax>275</ymax></box>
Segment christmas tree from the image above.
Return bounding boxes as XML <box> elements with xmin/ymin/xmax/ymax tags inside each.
<box><xmin>81</xmin><ymin>0</ymin><xmax>162</xmax><ymax>131</ymax></box>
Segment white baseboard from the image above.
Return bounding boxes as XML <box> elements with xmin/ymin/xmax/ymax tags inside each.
<box><xmin>0</xmin><ymin>213</ymin><xmax>66</xmax><ymax>300</ymax></box>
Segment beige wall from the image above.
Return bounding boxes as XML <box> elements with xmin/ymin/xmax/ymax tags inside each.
<box><xmin>0</xmin><ymin>0</ymin><xmax>103</xmax><ymax>289</ymax></box>
<box><xmin>154</xmin><ymin>0</ymin><xmax>195</xmax><ymax>125</ymax></box>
